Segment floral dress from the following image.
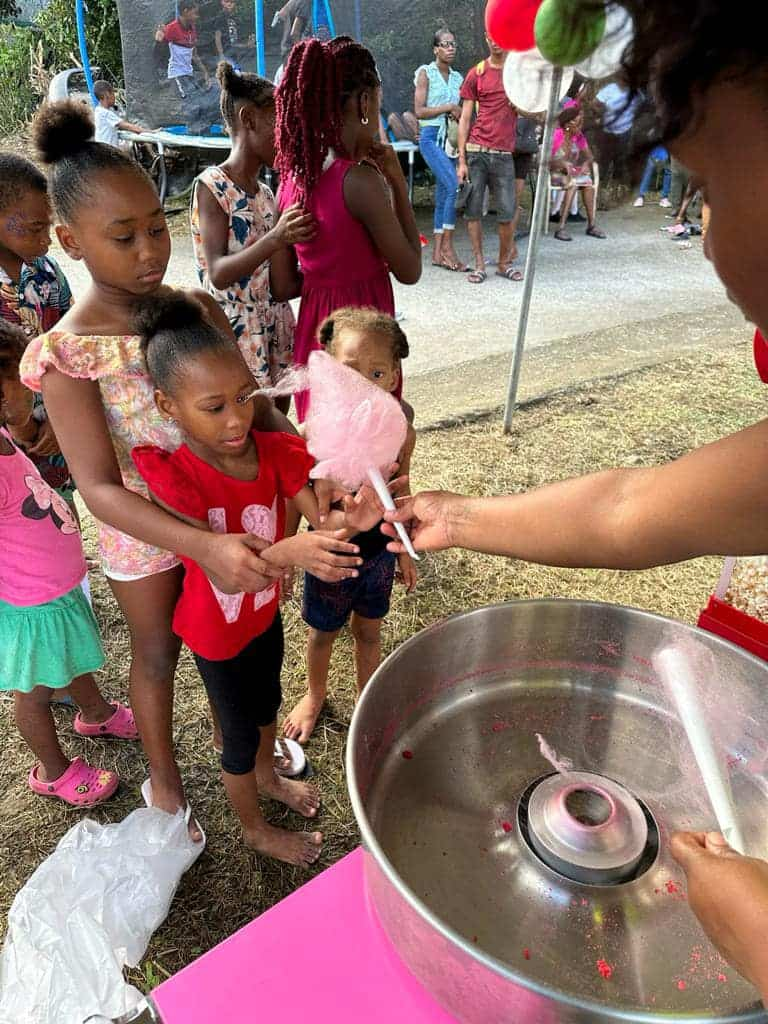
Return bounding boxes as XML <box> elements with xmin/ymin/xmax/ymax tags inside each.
<box><xmin>190</xmin><ymin>166</ymin><xmax>295</xmax><ymax>390</ymax></box>
<box><xmin>20</xmin><ymin>331</ymin><xmax>182</xmax><ymax>579</ymax></box>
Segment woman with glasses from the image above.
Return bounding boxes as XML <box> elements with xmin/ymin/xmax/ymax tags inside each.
<box><xmin>414</xmin><ymin>29</ymin><xmax>467</xmax><ymax>272</ymax></box>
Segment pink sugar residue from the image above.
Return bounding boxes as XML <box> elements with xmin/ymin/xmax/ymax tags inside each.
<box><xmin>402</xmin><ymin>750</ymin><xmax>414</xmax><ymax>760</ymax></box>
<box><xmin>536</xmin><ymin>733</ymin><xmax>573</xmax><ymax>775</ymax></box>
<box><xmin>666</xmin><ymin>880</ymin><xmax>679</xmax><ymax>894</ymax></box>
<box><xmin>492</xmin><ymin>722</ymin><xmax>506</xmax><ymax>733</ymax></box>
<box><xmin>596</xmin><ymin>959</ymin><xmax>613</xmax><ymax>980</ymax></box>
<box><xmin>677</xmin><ymin>980</ymin><xmax>687</xmax><ymax>991</ymax></box>
<box><xmin>501</xmin><ymin>821</ymin><xmax>513</xmax><ymax>833</ymax></box>
<box><xmin>523</xmin><ymin>948</ymin><xmax>531</xmax><ymax>960</ymax></box>
<box><xmin>717</xmin><ymin>973</ymin><xmax>727</xmax><ymax>983</ymax></box>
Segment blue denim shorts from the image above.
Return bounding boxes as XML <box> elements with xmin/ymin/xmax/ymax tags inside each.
<box><xmin>302</xmin><ymin>548</ymin><xmax>396</xmax><ymax>632</ymax></box>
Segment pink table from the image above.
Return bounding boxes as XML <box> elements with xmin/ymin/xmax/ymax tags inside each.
<box><xmin>152</xmin><ymin>848</ymin><xmax>458</xmax><ymax>1023</ymax></box>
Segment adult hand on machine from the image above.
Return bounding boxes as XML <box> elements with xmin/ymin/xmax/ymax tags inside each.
<box><xmin>671</xmin><ymin>831</ymin><xmax>768</xmax><ymax>998</ymax></box>
<box><xmin>383</xmin><ymin>490</ymin><xmax>460</xmax><ymax>553</ymax></box>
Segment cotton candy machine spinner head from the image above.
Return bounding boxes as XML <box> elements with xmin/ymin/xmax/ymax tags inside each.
<box><xmin>347</xmin><ymin>600</ymin><xmax>768</xmax><ymax>1023</ymax></box>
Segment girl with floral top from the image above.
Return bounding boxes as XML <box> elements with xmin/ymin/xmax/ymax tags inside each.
<box><xmin>20</xmin><ymin>98</ymin><xmax>295</xmax><ymax>842</ymax></box>
<box><xmin>191</xmin><ymin>62</ymin><xmax>314</xmax><ymax>414</ymax></box>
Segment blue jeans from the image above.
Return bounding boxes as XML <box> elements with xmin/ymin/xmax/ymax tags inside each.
<box><xmin>638</xmin><ymin>154</ymin><xmax>671</xmax><ymax>198</ymax></box>
<box><xmin>419</xmin><ymin>125</ymin><xmax>459</xmax><ymax>233</ymax></box>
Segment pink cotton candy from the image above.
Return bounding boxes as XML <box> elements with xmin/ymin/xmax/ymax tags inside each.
<box><xmin>303</xmin><ymin>351</ymin><xmax>407</xmax><ymax>491</ymax></box>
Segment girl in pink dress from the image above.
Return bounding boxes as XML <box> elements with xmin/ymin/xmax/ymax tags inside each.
<box><xmin>271</xmin><ymin>36</ymin><xmax>422</xmax><ymax>421</ymax></box>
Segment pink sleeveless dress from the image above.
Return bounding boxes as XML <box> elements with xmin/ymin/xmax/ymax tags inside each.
<box><xmin>280</xmin><ymin>157</ymin><xmax>396</xmax><ymax>421</ymax></box>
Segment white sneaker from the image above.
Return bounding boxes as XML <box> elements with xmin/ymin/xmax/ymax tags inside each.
<box><xmin>659</xmin><ymin>197</ymin><xmax>672</xmax><ymax>208</ymax></box>
<box><xmin>633</xmin><ymin>196</ymin><xmax>644</xmax><ymax>207</ymax></box>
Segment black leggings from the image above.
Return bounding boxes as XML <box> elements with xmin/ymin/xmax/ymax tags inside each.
<box><xmin>194</xmin><ymin>614</ymin><xmax>284</xmax><ymax>775</ymax></box>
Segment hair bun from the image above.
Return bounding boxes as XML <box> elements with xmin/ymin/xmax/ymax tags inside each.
<box><xmin>32</xmin><ymin>99</ymin><xmax>95</xmax><ymax>164</ymax></box>
<box><xmin>216</xmin><ymin>60</ymin><xmax>244</xmax><ymax>95</ymax></box>
<box><xmin>134</xmin><ymin>289</ymin><xmax>205</xmax><ymax>344</ymax></box>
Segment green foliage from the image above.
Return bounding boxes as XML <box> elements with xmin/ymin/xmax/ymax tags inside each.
<box><xmin>0</xmin><ymin>1</ymin><xmax>19</xmax><ymax>18</ymax></box>
<box><xmin>0</xmin><ymin>0</ymin><xmax>123</xmax><ymax>135</ymax></box>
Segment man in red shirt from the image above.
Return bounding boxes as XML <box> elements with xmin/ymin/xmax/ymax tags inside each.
<box><xmin>458</xmin><ymin>36</ymin><xmax>521</xmax><ymax>283</ymax></box>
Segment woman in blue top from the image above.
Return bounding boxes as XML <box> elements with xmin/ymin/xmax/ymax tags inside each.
<box><xmin>414</xmin><ymin>29</ymin><xmax>466</xmax><ymax>272</ymax></box>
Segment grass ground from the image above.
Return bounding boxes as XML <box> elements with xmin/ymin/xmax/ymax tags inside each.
<box><xmin>0</xmin><ymin>340</ymin><xmax>763</xmax><ymax>991</ymax></box>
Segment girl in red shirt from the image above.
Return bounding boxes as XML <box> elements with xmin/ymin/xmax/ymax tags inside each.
<box><xmin>132</xmin><ymin>291</ymin><xmax>384</xmax><ymax>866</ymax></box>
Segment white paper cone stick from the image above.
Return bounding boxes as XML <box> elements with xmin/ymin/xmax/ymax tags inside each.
<box><xmin>367</xmin><ymin>465</ymin><xmax>420</xmax><ymax>562</ymax></box>
<box><xmin>654</xmin><ymin>646</ymin><xmax>746</xmax><ymax>854</ymax></box>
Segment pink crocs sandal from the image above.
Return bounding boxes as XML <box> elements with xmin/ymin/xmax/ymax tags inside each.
<box><xmin>74</xmin><ymin>701</ymin><xmax>138</xmax><ymax>740</ymax></box>
<box><xmin>28</xmin><ymin>756</ymin><xmax>119</xmax><ymax>807</ymax></box>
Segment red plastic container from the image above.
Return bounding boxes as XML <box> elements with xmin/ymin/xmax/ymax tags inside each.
<box><xmin>697</xmin><ymin>594</ymin><xmax>768</xmax><ymax>663</ymax></box>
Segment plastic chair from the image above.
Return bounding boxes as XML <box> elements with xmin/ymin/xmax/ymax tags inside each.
<box><xmin>544</xmin><ymin>161</ymin><xmax>600</xmax><ymax>234</ymax></box>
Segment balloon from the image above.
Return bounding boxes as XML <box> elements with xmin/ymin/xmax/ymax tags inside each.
<box><xmin>502</xmin><ymin>47</ymin><xmax>573</xmax><ymax>112</ymax></box>
<box><xmin>534</xmin><ymin>0</ymin><xmax>606</xmax><ymax>67</ymax></box>
<box><xmin>485</xmin><ymin>0</ymin><xmax>543</xmax><ymax>52</ymax></box>
<box><xmin>575</xmin><ymin>2</ymin><xmax>633</xmax><ymax>79</ymax></box>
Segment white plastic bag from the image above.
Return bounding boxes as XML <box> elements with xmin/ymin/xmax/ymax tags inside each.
<box><xmin>0</xmin><ymin>806</ymin><xmax>201</xmax><ymax>1024</ymax></box>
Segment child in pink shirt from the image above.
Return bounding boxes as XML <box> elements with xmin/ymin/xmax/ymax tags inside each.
<box><xmin>0</xmin><ymin>321</ymin><xmax>137</xmax><ymax>807</ymax></box>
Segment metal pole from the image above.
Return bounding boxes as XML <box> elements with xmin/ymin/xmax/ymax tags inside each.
<box><xmin>354</xmin><ymin>0</ymin><xmax>362</xmax><ymax>41</ymax></box>
<box><xmin>255</xmin><ymin>0</ymin><xmax>265</xmax><ymax>76</ymax></box>
<box><xmin>502</xmin><ymin>66</ymin><xmax>563</xmax><ymax>432</ymax></box>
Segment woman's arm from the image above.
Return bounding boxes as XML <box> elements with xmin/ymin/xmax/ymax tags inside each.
<box><xmin>196</xmin><ymin>185</ymin><xmax>314</xmax><ymax>291</ymax></box>
<box><xmin>384</xmin><ymin>417</ymin><xmax>768</xmax><ymax>567</ymax></box>
<box><xmin>344</xmin><ymin>157</ymin><xmax>421</xmax><ymax>285</ymax></box>
<box><xmin>269</xmin><ymin>243</ymin><xmax>303</xmax><ymax>302</ymax></box>
<box><xmin>41</xmin><ymin>369</ymin><xmax>279</xmax><ymax>592</ymax></box>
<box><xmin>413</xmin><ymin>68</ymin><xmax>455</xmax><ymax>121</ymax></box>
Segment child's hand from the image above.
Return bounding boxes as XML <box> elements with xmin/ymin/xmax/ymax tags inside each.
<box><xmin>396</xmin><ymin>552</ymin><xmax>418</xmax><ymax>593</ymax></box>
<box><xmin>201</xmin><ymin>533</ymin><xmax>284</xmax><ymax>594</ymax></box>
<box><xmin>279</xmin><ymin>568</ymin><xmax>295</xmax><ymax>604</ymax></box>
<box><xmin>266</xmin><ymin>530</ymin><xmax>362</xmax><ymax>583</ymax></box>
<box><xmin>312</xmin><ymin>476</ymin><xmax>349</xmax><ymax>525</ymax></box>
<box><xmin>273</xmin><ymin>204</ymin><xmax>316</xmax><ymax>247</ymax></box>
<box><xmin>154</xmin><ymin>23</ymin><xmax>165</xmax><ymax>41</ymax></box>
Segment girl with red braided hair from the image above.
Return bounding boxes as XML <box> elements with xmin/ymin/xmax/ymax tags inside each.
<box><xmin>271</xmin><ymin>36</ymin><xmax>422</xmax><ymax>422</ymax></box>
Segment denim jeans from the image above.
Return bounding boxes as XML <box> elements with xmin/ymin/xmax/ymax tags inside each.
<box><xmin>419</xmin><ymin>125</ymin><xmax>459</xmax><ymax>233</ymax></box>
<box><xmin>638</xmin><ymin>154</ymin><xmax>671</xmax><ymax>198</ymax></box>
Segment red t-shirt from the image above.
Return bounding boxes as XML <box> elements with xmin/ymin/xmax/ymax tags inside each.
<box><xmin>163</xmin><ymin>18</ymin><xmax>197</xmax><ymax>47</ymax></box>
<box><xmin>132</xmin><ymin>431</ymin><xmax>313</xmax><ymax>661</ymax></box>
<box><xmin>460</xmin><ymin>63</ymin><xmax>517</xmax><ymax>153</ymax></box>
<box><xmin>754</xmin><ymin>329</ymin><xmax>768</xmax><ymax>383</ymax></box>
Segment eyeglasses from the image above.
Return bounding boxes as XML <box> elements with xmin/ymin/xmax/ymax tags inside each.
<box><xmin>437</xmin><ymin>41</ymin><xmax>457</xmax><ymax>49</ymax></box>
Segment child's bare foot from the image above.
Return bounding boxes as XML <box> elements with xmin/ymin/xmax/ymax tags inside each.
<box><xmin>146</xmin><ymin>777</ymin><xmax>204</xmax><ymax>843</ymax></box>
<box><xmin>244</xmin><ymin>821</ymin><xmax>323</xmax><ymax>866</ymax></box>
<box><xmin>257</xmin><ymin>770</ymin><xmax>320</xmax><ymax>818</ymax></box>
<box><xmin>282</xmin><ymin>693</ymin><xmax>324</xmax><ymax>743</ymax></box>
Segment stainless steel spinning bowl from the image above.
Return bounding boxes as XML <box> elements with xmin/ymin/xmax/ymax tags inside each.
<box><xmin>347</xmin><ymin>600</ymin><xmax>768</xmax><ymax>1023</ymax></box>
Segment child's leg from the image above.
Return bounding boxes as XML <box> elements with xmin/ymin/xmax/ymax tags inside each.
<box><xmin>67</xmin><ymin>672</ymin><xmax>117</xmax><ymax>725</ymax></box>
<box><xmin>283</xmin><ymin>626</ymin><xmax>340</xmax><ymax>743</ymax></box>
<box><xmin>350</xmin><ymin>613</ymin><xmax>383</xmax><ymax>696</ymax></box>
<box><xmin>107</xmin><ymin>568</ymin><xmax>198</xmax><ymax>836</ymax></box>
<box><xmin>14</xmin><ymin>688</ymin><xmax>70</xmax><ymax>781</ymax></box>
<box><xmin>254</xmin><ymin>719</ymin><xmax>321</xmax><ymax>818</ymax></box>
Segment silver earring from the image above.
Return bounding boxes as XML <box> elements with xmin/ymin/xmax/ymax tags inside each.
<box><xmin>361</xmin><ymin>116</ymin><xmax>369</xmax><ymax>125</ymax></box>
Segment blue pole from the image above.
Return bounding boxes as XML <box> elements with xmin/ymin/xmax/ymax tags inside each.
<box><xmin>312</xmin><ymin>0</ymin><xmax>319</xmax><ymax>33</ymax></box>
<box><xmin>255</xmin><ymin>0</ymin><xmax>265</xmax><ymax>75</ymax></box>
<box><xmin>321</xmin><ymin>0</ymin><xmax>335</xmax><ymax>35</ymax></box>
<box><xmin>353</xmin><ymin>0</ymin><xmax>361</xmax><ymax>40</ymax></box>
<box><xmin>75</xmin><ymin>0</ymin><xmax>97</xmax><ymax>103</ymax></box>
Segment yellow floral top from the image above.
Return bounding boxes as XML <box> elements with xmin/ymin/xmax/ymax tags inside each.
<box><xmin>20</xmin><ymin>330</ymin><xmax>181</xmax><ymax>578</ymax></box>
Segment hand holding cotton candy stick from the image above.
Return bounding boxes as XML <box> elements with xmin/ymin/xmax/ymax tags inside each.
<box><xmin>302</xmin><ymin>352</ymin><xmax>419</xmax><ymax>560</ymax></box>
<box><xmin>653</xmin><ymin>642</ymin><xmax>746</xmax><ymax>855</ymax></box>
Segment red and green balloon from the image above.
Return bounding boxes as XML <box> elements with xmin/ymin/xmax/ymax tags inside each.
<box><xmin>485</xmin><ymin>0</ymin><xmax>606</xmax><ymax>64</ymax></box>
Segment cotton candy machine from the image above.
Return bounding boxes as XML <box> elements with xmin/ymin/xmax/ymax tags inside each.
<box><xmin>347</xmin><ymin>599</ymin><xmax>768</xmax><ymax>1023</ymax></box>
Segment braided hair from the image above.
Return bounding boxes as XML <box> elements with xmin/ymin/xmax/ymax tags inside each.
<box><xmin>275</xmin><ymin>36</ymin><xmax>380</xmax><ymax>204</ymax></box>
<box><xmin>0</xmin><ymin>153</ymin><xmax>47</xmax><ymax>215</ymax></box>
<box><xmin>31</xmin><ymin>99</ymin><xmax>153</xmax><ymax>223</ymax></box>
<box><xmin>216</xmin><ymin>61</ymin><xmax>275</xmax><ymax>133</ymax></box>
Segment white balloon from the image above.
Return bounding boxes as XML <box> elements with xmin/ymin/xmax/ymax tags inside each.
<box><xmin>502</xmin><ymin>48</ymin><xmax>574</xmax><ymax>113</ymax></box>
<box><xmin>575</xmin><ymin>3</ymin><xmax>633</xmax><ymax>80</ymax></box>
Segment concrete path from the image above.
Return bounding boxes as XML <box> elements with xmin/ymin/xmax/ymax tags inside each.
<box><xmin>53</xmin><ymin>202</ymin><xmax>744</xmax><ymax>426</ymax></box>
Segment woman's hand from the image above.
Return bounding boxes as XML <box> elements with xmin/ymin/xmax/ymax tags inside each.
<box><xmin>450</xmin><ymin>104</ymin><xmax>463</xmax><ymax>121</ymax></box>
<box><xmin>264</xmin><ymin>530</ymin><xmax>363</xmax><ymax>582</ymax></box>
<box><xmin>383</xmin><ymin>490</ymin><xmax>462</xmax><ymax>553</ymax></box>
<box><xmin>271</xmin><ymin>204</ymin><xmax>316</xmax><ymax>247</ymax></box>
<box><xmin>198</xmin><ymin>532</ymin><xmax>284</xmax><ymax>595</ymax></box>
<box><xmin>671</xmin><ymin>831</ymin><xmax>768</xmax><ymax>996</ymax></box>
